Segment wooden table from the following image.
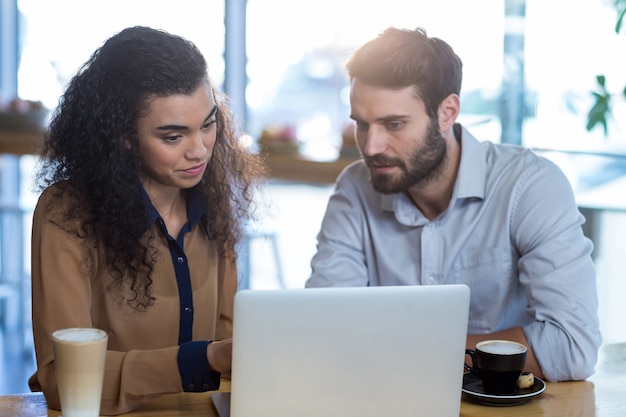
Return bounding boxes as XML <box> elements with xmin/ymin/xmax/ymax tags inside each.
<box><xmin>1</xmin><ymin>343</ymin><xmax>624</xmax><ymax>417</ymax></box>
<box><xmin>262</xmin><ymin>152</ymin><xmax>359</xmax><ymax>184</ymax></box>
<box><xmin>0</xmin><ymin>127</ymin><xmax>44</xmax><ymax>155</ymax></box>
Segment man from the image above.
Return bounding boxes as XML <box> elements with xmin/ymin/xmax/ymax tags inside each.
<box><xmin>306</xmin><ymin>27</ymin><xmax>601</xmax><ymax>382</ymax></box>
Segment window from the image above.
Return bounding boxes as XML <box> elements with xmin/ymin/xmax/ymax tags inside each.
<box><xmin>245</xmin><ymin>0</ymin><xmax>626</xmax><ymax>159</ymax></box>
<box><xmin>15</xmin><ymin>0</ymin><xmax>626</xmax><ymax>158</ymax></box>
<box><xmin>246</xmin><ymin>0</ymin><xmax>506</xmax><ymax>159</ymax></box>
<box><xmin>17</xmin><ymin>0</ymin><xmax>225</xmax><ymax>109</ymax></box>
<box><xmin>524</xmin><ymin>0</ymin><xmax>626</xmax><ymax>153</ymax></box>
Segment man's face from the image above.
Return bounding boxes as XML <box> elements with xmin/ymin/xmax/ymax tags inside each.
<box><xmin>349</xmin><ymin>79</ymin><xmax>446</xmax><ymax>194</ymax></box>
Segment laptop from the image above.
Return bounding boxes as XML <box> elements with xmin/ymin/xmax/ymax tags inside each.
<box><xmin>218</xmin><ymin>284</ymin><xmax>470</xmax><ymax>417</ymax></box>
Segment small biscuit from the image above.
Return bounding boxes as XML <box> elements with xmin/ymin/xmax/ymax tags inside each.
<box><xmin>517</xmin><ymin>372</ymin><xmax>535</xmax><ymax>389</ymax></box>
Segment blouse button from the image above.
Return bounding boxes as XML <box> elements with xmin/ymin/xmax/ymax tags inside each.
<box><xmin>184</xmin><ymin>306</ymin><xmax>192</xmax><ymax>315</ymax></box>
<box><xmin>177</xmin><ymin>256</ymin><xmax>185</xmax><ymax>263</ymax></box>
<box><xmin>202</xmin><ymin>383</ymin><xmax>210</xmax><ymax>390</ymax></box>
<box><xmin>188</xmin><ymin>384</ymin><xmax>196</xmax><ymax>390</ymax></box>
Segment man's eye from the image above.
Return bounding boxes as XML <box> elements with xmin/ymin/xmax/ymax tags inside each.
<box><xmin>387</xmin><ymin>121</ymin><xmax>403</xmax><ymax>130</ymax></box>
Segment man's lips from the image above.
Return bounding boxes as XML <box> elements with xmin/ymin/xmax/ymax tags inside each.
<box><xmin>369</xmin><ymin>163</ymin><xmax>398</xmax><ymax>173</ymax></box>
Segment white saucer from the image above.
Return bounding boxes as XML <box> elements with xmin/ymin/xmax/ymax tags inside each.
<box><xmin>462</xmin><ymin>373</ymin><xmax>546</xmax><ymax>406</ymax></box>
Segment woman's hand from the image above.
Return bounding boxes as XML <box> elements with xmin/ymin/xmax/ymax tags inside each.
<box><xmin>207</xmin><ymin>338</ymin><xmax>232</xmax><ymax>373</ymax></box>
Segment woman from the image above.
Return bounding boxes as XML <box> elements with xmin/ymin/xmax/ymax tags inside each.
<box><xmin>29</xmin><ymin>26</ymin><xmax>265</xmax><ymax>414</ymax></box>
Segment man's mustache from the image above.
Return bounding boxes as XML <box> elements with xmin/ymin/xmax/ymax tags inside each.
<box><xmin>364</xmin><ymin>154</ymin><xmax>404</xmax><ymax>168</ymax></box>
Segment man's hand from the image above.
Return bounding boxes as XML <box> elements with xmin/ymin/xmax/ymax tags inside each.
<box><xmin>207</xmin><ymin>338</ymin><xmax>233</xmax><ymax>373</ymax></box>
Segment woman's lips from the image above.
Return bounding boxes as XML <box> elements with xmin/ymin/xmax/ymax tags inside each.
<box><xmin>182</xmin><ymin>163</ymin><xmax>206</xmax><ymax>176</ymax></box>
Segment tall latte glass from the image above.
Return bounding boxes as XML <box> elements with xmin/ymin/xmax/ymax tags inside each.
<box><xmin>52</xmin><ymin>328</ymin><xmax>108</xmax><ymax>417</ymax></box>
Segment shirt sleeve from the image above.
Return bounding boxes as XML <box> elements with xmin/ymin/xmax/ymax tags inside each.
<box><xmin>306</xmin><ymin>164</ymin><xmax>370</xmax><ymax>287</ymax></box>
<box><xmin>178</xmin><ymin>341</ymin><xmax>221</xmax><ymax>391</ymax></box>
<box><xmin>511</xmin><ymin>158</ymin><xmax>602</xmax><ymax>381</ymax></box>
<box><xmin>216</xmin><ymin>253</ymin><xmax>236</xmax><ymax>341</ymax></box>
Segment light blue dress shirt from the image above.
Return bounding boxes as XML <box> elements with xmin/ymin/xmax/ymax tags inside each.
<box><xmin>306</xmin><ymin>124</ymin><xmax>602</xmax><ymax>381</ymax></box>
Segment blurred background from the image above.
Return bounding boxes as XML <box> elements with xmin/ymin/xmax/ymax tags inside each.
<box><xmin>1</xmin><ymin>0</ymin><xmax>625</xmax><ymax>394</ymax></box>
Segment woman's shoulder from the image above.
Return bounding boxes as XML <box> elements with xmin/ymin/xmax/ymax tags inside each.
<box><xmin>34</xmin><ymin>181</ymin><xmax>84</xmax><ymax>224</ymax></box>
<box><xmin>37</xmin><ymin>180</ymin><xmax>75</xmax><ymax>205</ymax></box>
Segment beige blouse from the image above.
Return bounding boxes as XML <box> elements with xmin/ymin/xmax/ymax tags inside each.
<box><xmin>28</xmin><ymin>185</ymin><xmax>237</xmax><ymax>415</ymax></box>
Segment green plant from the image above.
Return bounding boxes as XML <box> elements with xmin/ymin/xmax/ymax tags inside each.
<box><xmin>586</xmin><ymin>0</ymin><xmax>626</xmax><ymax>135</ymax></box>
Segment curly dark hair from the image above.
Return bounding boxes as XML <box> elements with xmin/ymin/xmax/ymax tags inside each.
<box><xmin>345</xmin><ymin>27</ymin><xmax>463</xmax><ymax>119</ymax></box>
<box><xmin>35</xmin><ymin>26</ymin><xmax>266</xmax><ymax>309</ymax></box>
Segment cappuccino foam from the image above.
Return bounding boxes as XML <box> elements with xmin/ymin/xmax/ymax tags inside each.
<box><xmin>478</xmin><ymin>341</ymin><xmax>526</xmax><ymax>355</ymax></box>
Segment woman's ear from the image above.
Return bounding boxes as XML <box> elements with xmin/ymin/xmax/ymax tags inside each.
<box><xmin>120</xmin><ymin>136</ymin><xmax>132</xmax><ymax>150</ymax></box>
<box><xmin>438</xmin><ymin>93</ymin><xmax>460</xmax><ymax>131</ymax></box>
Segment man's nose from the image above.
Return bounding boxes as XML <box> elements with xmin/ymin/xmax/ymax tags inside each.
<box><xmin>362</xmin><ymin>127</ymin><xmax>387</xmax><ymax>156</ymax></box>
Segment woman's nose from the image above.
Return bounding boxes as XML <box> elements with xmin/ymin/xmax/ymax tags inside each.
<box><xmin>187</xmin><ymin>132</ymin><xmax>208</xmax><ymax>158</ymax></box>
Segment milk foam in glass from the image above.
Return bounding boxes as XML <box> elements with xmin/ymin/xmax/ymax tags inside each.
<box><xmin>52</xmin><ymin>328</ymin><xmax>108</xmax><ymax>417</ymax></box>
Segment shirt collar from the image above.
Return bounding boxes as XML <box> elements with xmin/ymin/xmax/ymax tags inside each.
<box><xmin>454</xmin><ymin>123</ymin><xmax>487</xmax><ymax>200</ymax></box>
<box><xmin>186</xmin><ymin>186</ymin><xmax>209</xmax><ymax>225</ymax></box>
<box><xmin>140</xmin><ymin>186</ymin><xmax>208</xmax><ymax>233</ymax></box>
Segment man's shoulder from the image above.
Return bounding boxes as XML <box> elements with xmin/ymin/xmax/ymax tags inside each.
<box><xmin>336</xmin><ymin>159</ymin><xmax>370</xmax><ymax>184</ymax></box>
<box><xmin>332</xmin><ymin>159</ymin><xmax>394</xmax><ymax>210</ymax></box>
<box><xmin>484</xmin><ymin>141</ymin><xmax>558</xmax><ymax>172</ymax></box>
<box><xmin>479</xmin><ymin>141</ymin><xmax>571</xmax><ymax>201</ymax></box>
<box><xmin>340</xmin><ymin>158</ymin><xmax>367</xmax><ymax>173</ymax></box>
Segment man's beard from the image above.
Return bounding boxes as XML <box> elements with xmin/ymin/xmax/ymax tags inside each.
<box><xmin>364</xmin><ymin>118</ymin><xmax>447</xmax><ymax>194</ymax></box>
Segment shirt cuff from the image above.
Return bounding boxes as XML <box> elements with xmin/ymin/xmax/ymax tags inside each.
<box><xmin>178</xmin><ymin>340</ymin><xmax>221</xmax><ymax>392</ymax></box>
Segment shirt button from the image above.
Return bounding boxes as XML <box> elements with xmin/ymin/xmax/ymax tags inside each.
<box><xmin>202</xmin><ymin>383</ymin><xmax>210</xmax><ymax>390</ymax></box>
<box><xmin>188</xmin><ymin>384</ymin><xmax>196</xmax><ymax>390</ymax></box>
<box><xmin>177</xmin><ymin>256</ymin><xmax>185</xmax><ymax>263</ymax></box>
<box><xmin>427</xmin><ymin>275</ymin><xmax>437</xmax><ymax>284</ymax></box>
<box><xmin>184</xmin><ymin>306</ymin><xmax>192</xmax><ymax>315</ymax></box>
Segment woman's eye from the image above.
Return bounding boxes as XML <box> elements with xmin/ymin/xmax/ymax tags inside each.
<box><xmin>202</xmin><ymin>119</ymin><xmax>217</xmax><ymax>130</ymax></box>
<box><xmin>163</xmin><ymin>134</ymin><xmax>182</xmax><ymax>142</ymax></box>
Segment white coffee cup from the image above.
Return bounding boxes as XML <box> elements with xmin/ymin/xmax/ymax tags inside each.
<box><xmin>52</xmin><ymin>328</ymin><xmax>108</xmax><ymax>417</ymax></box>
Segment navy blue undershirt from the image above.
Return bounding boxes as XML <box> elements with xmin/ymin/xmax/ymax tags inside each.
<box><xmin>142</xmin><ymin>188</ymin><xmax>220</xmax><ymax>392</ymax></box>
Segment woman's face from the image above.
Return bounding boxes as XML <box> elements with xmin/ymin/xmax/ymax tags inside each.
<box><xmin>135</xmin><ymin>82</ymin><xmax>217</xmax><ymax>194</ymax></box>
